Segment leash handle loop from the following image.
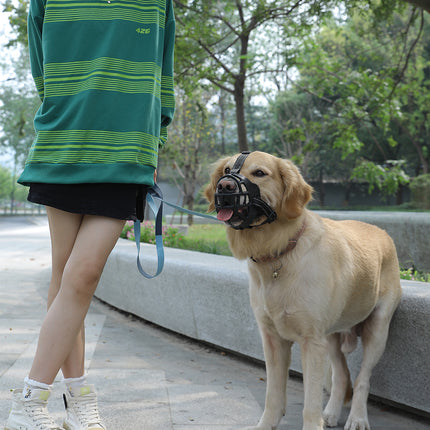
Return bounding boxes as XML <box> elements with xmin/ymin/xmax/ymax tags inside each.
<box><xmin>134</xmin><ymin>184</ymin><xmax>164</xmax><ymax>279</ymax></box>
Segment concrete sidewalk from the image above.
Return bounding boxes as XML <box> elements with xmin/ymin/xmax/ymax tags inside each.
<box><xmin>0</xmin><ymin>216</ymin><xmax>429</xmax><ymax>430</ymax></box>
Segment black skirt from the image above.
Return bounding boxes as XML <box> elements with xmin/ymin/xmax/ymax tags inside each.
<box><xmin>28</xmin><ymin>183</ymin><xmax>148</xmax><ymax>221</ymax></box>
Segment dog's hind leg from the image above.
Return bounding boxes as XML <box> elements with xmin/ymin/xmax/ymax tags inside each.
<box><xmin>247</xmin><ymin>329</ymin><xmax>292</xmax><ymax>430</ymax></box>
<box><xmin>345</xmin><ymin>302</ymin><xmax>396</xmax><ymax>430</ymax></box>
<box><xmin>323</xmin><ymin>333</ymin><xmax>352</xmax><ymax>428</ymax></box>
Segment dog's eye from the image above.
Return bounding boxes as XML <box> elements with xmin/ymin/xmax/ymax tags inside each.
<box><xmin>253</xmin><ymin>169</ymin><xmax>266</xmax><ymax>177</ymax></box>
<box><xmin>224</xmin><ymin>167</ymin><xmax>231</xmax><ymax>174</ymax></box>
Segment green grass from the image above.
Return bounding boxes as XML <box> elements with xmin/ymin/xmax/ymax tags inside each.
<box><xmin>178</xmin><ymin>224</ymin><xmax>232</xmax><ymax>256</ymax></box>
<box><xmin>183</xmin><ymin>224</ymin><xmax>232</xmax><ymax>256</ymax></box>
<box><xmin>186</xmin><ymin>224</ymin><xmax>226</xmax><ymax>242</ymax></box>
<box><xmin>121</xmin><ymin>221</ymin><xmax>232</xmax><ymax>256</ymax></box>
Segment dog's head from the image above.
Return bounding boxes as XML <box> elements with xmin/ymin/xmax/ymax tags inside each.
<box><xmin>204</xmin><ymin>151</ymin><xmax>313</xmax><ymax>229</ymax></box>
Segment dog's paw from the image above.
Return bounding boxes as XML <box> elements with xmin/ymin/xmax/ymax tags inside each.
<box><xmin>344</xmin><ymin>415</ymin><xmax>370</xmax><ymax>430</ymax></box>
<box><xmin>323</xmin><ymin>410</ymin><xmax>339</xmax><ymax>427</ymax></box>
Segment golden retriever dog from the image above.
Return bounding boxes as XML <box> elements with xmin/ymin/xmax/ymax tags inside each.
<box><xmin>204</xmin><ymin>151</ymin><xmax>402</xmax><ymax>430</ymax></box>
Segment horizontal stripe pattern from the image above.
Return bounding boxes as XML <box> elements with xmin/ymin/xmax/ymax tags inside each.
<box><xmin>44</xmin><ymin>57</ymin><xmax>161</xmax><ymax>77</ymax></box>
<box><xmin>159</xmin><ymin>126</ymin><xmax>167</xmax><ymax>146</ymax></box>
<box><xmin>33</xmin><ymin>76</ymin><xmax>44</xmax><ymax>99</ymax></box>
<box><xmin>44</xmin><ymin>0</ymin><xmax>167</xmax><ymax>27</ymax></box>
<box><xmin>43</xmin><ymin>57</ymin><xmax>162</xmax><ymax>98</ymax></box>
<box><xmin>44</xmin><ymin>76</ymin><xmax>160</xmax><ymax>97</ymax></box>
<box><xmin>161</xmin><ymin>90</ymin><xmax>175</xmax><ymax>108</ymax></box>
<box><xmin>161</xmin><ymin>74</ymin><xmax>175</xmax><ymax>108</ymax></box>
<box><xmin>22</xmin><ymin>0</ymin><xmax>174</xmax><ymax>184</ymax></box>
<box><xmin>27</xmin><ymin>130</ymin><xmax>159</xmax><ymax>166</ymax></box>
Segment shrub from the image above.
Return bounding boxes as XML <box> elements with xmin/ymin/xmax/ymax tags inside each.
<box><xmin>409</xmin><ymin>174</ymin><xmax>430</xmax><ymax>210</ymax></box>
<box><xmin>120</xmin><ymin>221</ymin><xmax>135</xmax><ymax>240</ymax></box>
<box><xmin>400</xmin><ymin>267</ymin><xmax>430</xmax><ymax>283</ymax></box>
<box><xmin>121</xmin><ymin>220</ymin><xmax>184</xmax><ymax>247</ymax></box>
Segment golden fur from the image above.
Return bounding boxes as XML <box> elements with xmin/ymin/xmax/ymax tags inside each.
<box><xmin>205</xmin><ymin>151</ymin><xmax>402</xmax><ymax>430</ymax></box>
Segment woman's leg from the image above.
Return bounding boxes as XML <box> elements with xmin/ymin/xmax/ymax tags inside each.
<box><xmin>29</xmin><ymin>213</ymin><xmax>125</xmax><ymax>384</ymax></box>
<box><xmin>46</xmin><ymin>207</ymin><xmax>86</xmax><ymax>379</ymax></box>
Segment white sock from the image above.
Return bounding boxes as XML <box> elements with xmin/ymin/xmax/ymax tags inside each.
<box><xmin>63</xmin><ymin>374</ymin><xmax>88</xmax><ymax>391</ymax></box>
<box><xmin>23</xmin><ymin>376</ymin><xmax>52</xmax><ymax>399</ymax></box>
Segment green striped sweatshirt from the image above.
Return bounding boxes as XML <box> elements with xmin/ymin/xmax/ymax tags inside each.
<box><xmin>19</xmin><ymin>0</ymin><xmax>175</xmax><ymax>186</ymax></box>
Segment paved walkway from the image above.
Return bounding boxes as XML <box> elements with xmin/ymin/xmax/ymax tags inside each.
<box><xmin>0</xmin><ymin>216</ymin><xmax>429</xmax><ymax>430</ymax></box>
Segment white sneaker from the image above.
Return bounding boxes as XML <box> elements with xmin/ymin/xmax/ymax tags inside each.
<box><xmin>5</xmin><ymin>388</ymin><xmax>63</xmax><ymax>430</ymax></box>
<box><xmin>62</xmin><ymin>385</ymin><xmax>105</xmax><ymax>430</ymax></box>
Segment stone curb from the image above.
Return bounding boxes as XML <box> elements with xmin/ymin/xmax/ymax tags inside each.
<box><xmin>315</xmin><ymin>211</ymin><xmax>430</xmax><ymax>272</ymax></box>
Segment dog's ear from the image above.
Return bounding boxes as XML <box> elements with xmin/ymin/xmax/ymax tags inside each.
<box><xmin>279</xmin><ymin>158</ymin><xmax>313</xmax><ymax>219</ymax></box>
<box><xmin>204</xmin><ymin>156</ymin><xmax>231</xmax><ymax>212</ymax></box>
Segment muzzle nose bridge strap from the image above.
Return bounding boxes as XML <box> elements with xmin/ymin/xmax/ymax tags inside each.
<box><xmin>218</xmin><ymin>150</ymin><xmax>252</xmax><ymax>201</ymax></box>
<box><xmin>231</xmin><ymin>151</ymin><xmax>251</xmax><ymax>174</ymax></box>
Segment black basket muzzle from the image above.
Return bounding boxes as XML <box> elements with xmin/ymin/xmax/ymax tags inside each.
<box><xmin>214</xmin><ymin>152</ymin><xmax>277</xmax><ymax>230</ymax></box>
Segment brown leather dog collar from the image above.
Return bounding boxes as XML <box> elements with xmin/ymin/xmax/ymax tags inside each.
<box><xmin>250</xmin><ymin>221</ymin><xmax>306</xmax><ymax>264</ymax></box>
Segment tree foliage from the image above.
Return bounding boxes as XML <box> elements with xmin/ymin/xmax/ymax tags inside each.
<box><xmin>0</xmin><ymin>165</ymin><xmax>13</xmax><ymax>200</ymax></box>
<box><xmin>409</xmin><ymin>174</ymin><xmax>430</xmax><ymax>209</ymax></box>
<box><xmin>0</xmin><ymin>49</ymin><xmax>39</xmax><ymax>167</ymax></box>
<box><xmin>269</xmin><ymin>6</ymin><xmax>429</xmax><ymax>198</ymax></box>
<box><xmin>2</xmin><ymin>0</ymin><xmax>28</xmax><ymax>47</ymax></box>
<box><xmin>174</xmin><ymin>0</ymin><xmax>355</xmax><ymax>152</ymax></box>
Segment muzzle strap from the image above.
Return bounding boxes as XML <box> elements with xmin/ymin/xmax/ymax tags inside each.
<box><xmin>231</xmin><ymin>151</ymin><xmax>251</xmax><ymax>173</ymax></box>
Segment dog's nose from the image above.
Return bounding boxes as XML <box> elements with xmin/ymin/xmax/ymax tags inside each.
<box><xmin>217</xmin><ymin>179</ymin><xmax>238</xmax><ymax>193</ymax></box>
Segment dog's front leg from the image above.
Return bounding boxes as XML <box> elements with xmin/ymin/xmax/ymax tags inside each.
<box><xmin>247</xmin><ymin>328</ymin><xmax>292</xmax><ymax>430</ymax></box>
<box><xmin>300</xmin><ymin>338</ymin><xmax>327</xmax><ymax>430</ymax></box>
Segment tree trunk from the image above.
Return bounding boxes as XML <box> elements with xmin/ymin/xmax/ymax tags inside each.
<box><xmin>183</xmin><ymin>194</ymin><xmax>194</xmax><ymax>226</ymax></box>
<box><xmin>9</xmin><ymin>156</ymin><xmax>17</xmax><ymax>215</ymax></box>
<box><xmin>219</xmin><ymin>92</ymin><xmax>226</xmax><ymax>154</ymax></box>
<box><xmin>396</xmin><ymin>185</ymin><xmax>403</xmax><ymax>205</ymax></box>
<box><xmin>235</xmin><ymin>27</ymin><xmax>250</xmax><ymax>153</ymax></box>
<box><xmin>411</xmin><ymin>138</ymin><xmax>429</xmax><ymax>175</ymax></box>
<box><xmin>318</xmin><ymin>168</ymin><xmax>325</xmax><ymax>207</ymax></box>
<box><xmin>343</xmin><ymin>182</ymin><xmax>351</xmax><ymax>207</ymax></box>
<box><xmin>234</xmin><ymin>78</ymin><xmax>248</xmax><ymax>153</ymax></box>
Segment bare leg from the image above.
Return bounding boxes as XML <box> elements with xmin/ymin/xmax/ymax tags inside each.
<box><xmin>29</xmin><ymin>213</ymin><xmax>125</xmax><ymax>384</ymax></box>
<box><xmin>46</xmin><ymin>207</ymin><xmax>85</xmax><ymax>378</ymax></box>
